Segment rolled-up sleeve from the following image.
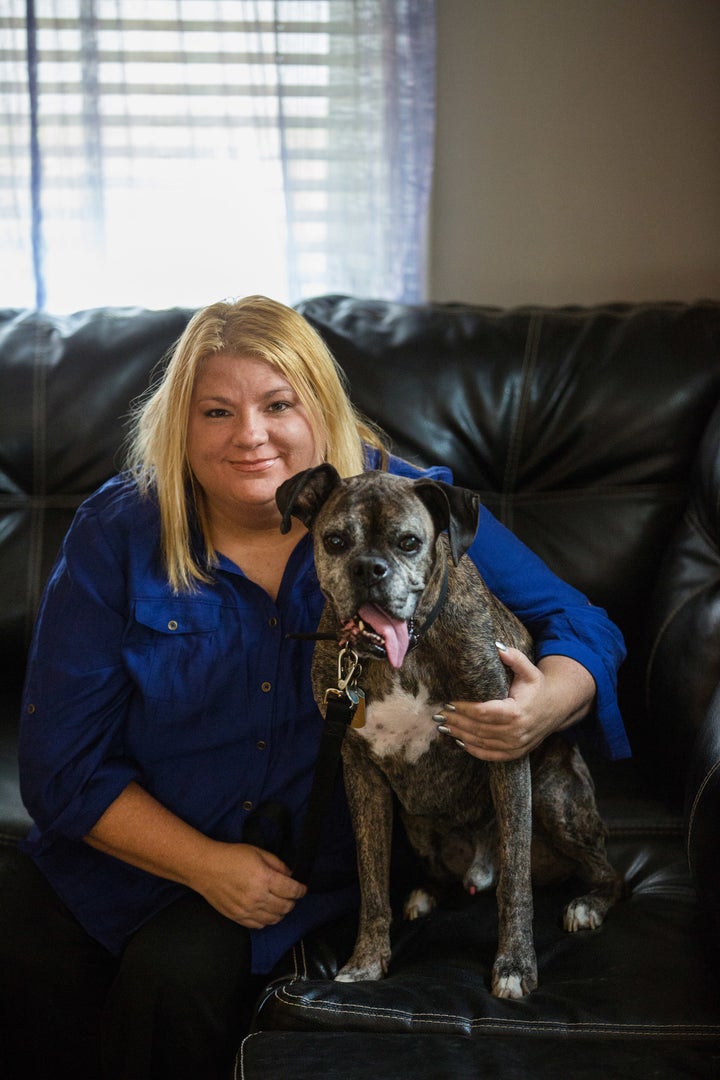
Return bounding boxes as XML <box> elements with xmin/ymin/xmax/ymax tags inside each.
<box><xmin>381</xmin><ymin>450</ymin><xmax>629</xmax><ymax>758</ymax></box>
<box><xmin>20</xmin><ymin>504</ymin><xmax>141</xmax><ymax>843</ymax></box>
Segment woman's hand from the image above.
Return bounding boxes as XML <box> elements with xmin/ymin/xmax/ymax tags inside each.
<box><xmin>85</xmin><ymin>782</ymin><xmax>306</xmax><ymax>928</ymax></box>
<box><xmin>434</xmin><ymin>646</ymin><xmax>596</xmax><ymax>762</ymax></box>
<box><xmin>192</xmin><ymin>841</ymin><xmax>307</xmax><ymax>929</ymax></box>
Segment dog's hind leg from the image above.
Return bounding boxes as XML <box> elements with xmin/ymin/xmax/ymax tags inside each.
<box><xmin>532</xmin><ymin>737</ymin><xmax>624</xmax><ymax>932</ymax></box>
<box><xmin>489</xmin><ymin>757</ymin><xmax>538</xmax><ymax>998</ymax></box>
<box><xmin>398</xmin><ymin>813</ymin><xmax>457</xmax><ymax>922</ymax></box>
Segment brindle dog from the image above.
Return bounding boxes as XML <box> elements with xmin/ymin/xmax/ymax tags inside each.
<box><xmin>276</xmin><ymin>464</ymin><xmax>623</xmax><ymax>998</ymax></box>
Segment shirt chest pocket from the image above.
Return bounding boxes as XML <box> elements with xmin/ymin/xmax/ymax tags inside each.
<box><xmin>127</xmin><ymin>599</ymin><xmax>222</xmax><ymax>706</ymax></box>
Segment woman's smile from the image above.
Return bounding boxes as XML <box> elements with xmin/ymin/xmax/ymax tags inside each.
<box><xmin>228</xmin><ymin>456</ymin><xmax>279</xmax><ymax>472</ymax></box>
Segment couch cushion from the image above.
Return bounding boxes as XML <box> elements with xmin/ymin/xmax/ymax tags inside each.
<box><xmin>239</xmin><ymin>1030</ymin><xmax>720</xmax><ymax>1080</ymax></box>
<box><xmin>254</xmin><ymin>818</ymin><xmax>719</xmax><ymax>1039</ymax></box>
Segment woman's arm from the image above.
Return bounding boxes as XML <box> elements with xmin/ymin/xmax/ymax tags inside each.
<box><xmin>464</xmin><ymin>508</ymin><xmax>630</xmax><ymax>761</ymax></box>
<box><xmin>85</xmin><ymin>781</ymin><xmax>306</xmax><ymax>928</ymax></box>
<box><xmin>381</xmin><ymin>453</ymin><xmax>628</xmax><ymax>759</ymax></box>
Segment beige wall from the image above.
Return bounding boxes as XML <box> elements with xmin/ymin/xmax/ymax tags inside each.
<box><xmin>429</xmin><ymin>0</ymin><xmax>720</xmax><ymax>306</ymax></box>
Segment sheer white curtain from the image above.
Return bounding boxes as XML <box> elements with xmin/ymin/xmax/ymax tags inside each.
<box><xmin>0</xmin><ymin>0</ymin><xmax>435</xmax><ymax>312</ymax></box>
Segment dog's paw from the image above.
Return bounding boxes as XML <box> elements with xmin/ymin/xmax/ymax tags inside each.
<box><xmin>492</xmin><ymin>973</ymin><xmax>525</xmax><ymax>999</ymax></box>
<box><xmin>403</xmin><ymin>888</ymin><xmax>436</xmax><ymax>921</ymax></box>
<box><xmin>491</xmin><ymin>956</ymin><xmax>538</xmax><ymax>999</ymax></box>
<box><xmin>563</xmin><ymin>896</ymin><xmax>604</xmax><ymax>932</ymax></box>
<box><xmin>335</xmin><ymin>956</ymin><xmax>387</xmax><ymax>982</ymax></box>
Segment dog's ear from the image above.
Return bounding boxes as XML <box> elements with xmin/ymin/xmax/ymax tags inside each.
<box><xmin>276</xmin><ymin>463</ymin><xmax>342</xmax><ymax>534</ymax></box>
<box><xmin>412</xmin><ymin>479</ymin><xmax>480</xmax><ymax>565</ymax></box>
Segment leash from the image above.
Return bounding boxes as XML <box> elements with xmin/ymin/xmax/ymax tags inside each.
<box><xmin>292</xmin><ymin>645</ymin><xmax>364</xmax><ymax>885</ymax></box>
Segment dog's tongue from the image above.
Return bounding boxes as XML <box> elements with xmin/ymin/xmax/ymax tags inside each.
<box><xmin>358</xmin><ymin>604</ymin><xmax>410</xmax><ymax>669</ymax></box>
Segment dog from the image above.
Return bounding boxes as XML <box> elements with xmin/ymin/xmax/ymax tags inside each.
<box><xmin>276</xmin><ymin>464</ymin><xmax>623</xmax><ymax>999</ymax></box>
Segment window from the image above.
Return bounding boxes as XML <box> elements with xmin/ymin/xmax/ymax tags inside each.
<box><xmin>0</xmin><ymin>1</ymin><xmax>435</xmax><ymax>311</ymax></box>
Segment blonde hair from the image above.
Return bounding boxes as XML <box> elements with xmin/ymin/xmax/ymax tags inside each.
<box><xmin>126</xmin><ymin>295</ymin><xmax>386</xmax><ymax>591</ymax></box>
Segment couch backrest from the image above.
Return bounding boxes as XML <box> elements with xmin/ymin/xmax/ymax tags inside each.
<box><xmin>297</xmin><ymin>296</ymin><xmax>720</xmax><ymax>758</ymax></box>
<box><xmin>2</xmin><ymin>296</ymin><xmax>720</xmax><ymax>771</ymax></box>
<box><xmin>0</xmin><ymin>305</ymin><xmax>196</xmax><ymax>700</ymax></box>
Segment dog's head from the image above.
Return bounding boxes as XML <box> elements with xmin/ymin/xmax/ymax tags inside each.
<box><xmin>276</xmin><ymin>464</ymin><xmax>480</xmax><ymax>668</ymax></box>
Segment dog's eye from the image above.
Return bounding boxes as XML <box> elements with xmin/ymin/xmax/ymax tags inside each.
<box><xmin>398</xmin><ymin>534</ymin><xmax>421</xmax><ymax>553</ymax></box>
<box><xmin>323</xmin><ymin>532</ymin><xmax>349</xmax><ymax>554</ymax></box>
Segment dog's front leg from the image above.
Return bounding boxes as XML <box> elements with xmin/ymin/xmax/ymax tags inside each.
<box><xmin>489</xmin><ymin>756</ymin><xmax>538</xmax><ymax>999</ymax></box>
<box><xmin>336</xmin><ymin>737</ymin><xmax>394</xmax><ymax>982</ymax></box>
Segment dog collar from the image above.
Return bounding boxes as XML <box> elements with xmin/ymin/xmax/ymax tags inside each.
<box><xmin>408</xmin><ymin>562</ymin><xmax>449</xmax><ymax>651</ymax></box>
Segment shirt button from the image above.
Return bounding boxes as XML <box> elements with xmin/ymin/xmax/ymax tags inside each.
<box><xmin>242</xmin><ymin>800</ymin><xmax>254</xmax><ymax>812</ymax></box>
<box><xmin>27</xmin><ymin>703</ymin><xmax>36</xmax><ymax>714</ymax></box>
<box><xmin>261</xmin><ymin>681</ymin><xmax>272</xmax><ymax>693</ymax></box>
<box><xmin>167</xmin><ymin>620</ymin><xmax>178</xmax><ymax>631</ymax></box>
<box><xmin>268</xmin><ymin>616</ymin><xmax>278</xmax><ymax>628</ymax></box>
<box><xmin>256</xmin><ymin>740</ymin><xmax>267</xmax><ymax>751</ymax></box>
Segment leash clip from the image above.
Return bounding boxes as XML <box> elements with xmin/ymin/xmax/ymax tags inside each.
<box><xmin>336</xmin><ymin>645</ymin><xmax>361</xmax><ymax>699</ymax></box>
<box><xmin>324</xmin><ymin>645</ymin><xmax>366</xmax><ymax>727</ymax></box>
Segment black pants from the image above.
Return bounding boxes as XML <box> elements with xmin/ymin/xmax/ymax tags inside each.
<box><xmin>0</xmin><ymin>849</ymin><xmax>264</xmax><ymax>1080</ymax></box>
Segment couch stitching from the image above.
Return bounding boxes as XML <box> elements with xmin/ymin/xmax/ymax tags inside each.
<box><xmin>644</xmin><ymin>576</ymin><xmax>720</xmax><ymax>716</ymax></box>
<box><xmin>0</xmin><ymin>494</ymin><xmax>85</xmax><ymax>510</ymax></box>
<box><xmin>235</xmin><ymin>1032</ymin><xmax>253</xmax><ymax>1079</ymax></box>
<box><xmin>269</xmin><ymin>987</ymin><xmax>720</xmax><ymax>1036</ymax></box>
<box><xmin>487</xmin><ymin>484</ymin><xmax>687</xmax><ymax>504</ymax></box>
<box><xmin>501</xmin><ymin>313</ymin><xmax>541</xmax><ymax>529</ymax></box>
<box><xmin>687</xmin><ymin>755</ymin><xmax>720</xmax><ymax>881</ymax></box>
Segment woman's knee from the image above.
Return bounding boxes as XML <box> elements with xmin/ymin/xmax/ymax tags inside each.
<box><xmin>102</xmin><ymin>893</ymin><xmax>258</xmax><ymax>1078</ymax></box>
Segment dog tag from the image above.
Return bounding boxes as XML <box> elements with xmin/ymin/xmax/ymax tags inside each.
<box><xmin>351</xmin><ymin>689</ymin><xmax>366</xmax><ymax>729</ymax></box>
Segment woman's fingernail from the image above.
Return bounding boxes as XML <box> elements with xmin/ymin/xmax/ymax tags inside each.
<box><xmin>443</xmin><ymin>702</ymin><xmax>456</xmax><ymax>712</ymax></box>
<box><xmin>431</xmin><ymin>713</ymin><xmax>446</xmax><ymax>724</ymax></box>
<box><xmin>455</xmin><ymin>739</ymin><xmax>466</xmax><ymax>749</ymax></box>
<box><xmin>437</xmin><ymin>725</ymin><xmax>451</xmax><ymax>735</ymax></box>
<box><xmin>495</xmin><ymin>641</ymin><xmax>508</xmax><ymax>652</ymax></box>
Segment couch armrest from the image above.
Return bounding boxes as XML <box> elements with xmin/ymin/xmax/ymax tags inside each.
<box><xmin>644</xmin><ymin>397</ymin><xmax>720</xmax><ymax>798</ymax></box>
<box><xmin>686</xmin><ymin>684</ymin><xmax>720</xmax><ymax>941</ymax></box>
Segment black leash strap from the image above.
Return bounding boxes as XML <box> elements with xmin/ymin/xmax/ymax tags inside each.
<box><xmin>292</xmin><ymin>692</ymin><xmax>356</xmax><ymax>885</ymax></box>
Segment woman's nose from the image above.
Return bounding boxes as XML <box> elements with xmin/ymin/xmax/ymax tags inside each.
<box><xmin>231</xmin><ymin>412</ymin><xmax>268</xmax><ymax>447</ymax></box>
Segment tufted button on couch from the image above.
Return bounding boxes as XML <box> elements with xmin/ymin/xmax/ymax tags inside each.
<box><xmin>1</xmin><ymin>296</ymin><xmax>720</xmax><ymax>1078</ymax></box>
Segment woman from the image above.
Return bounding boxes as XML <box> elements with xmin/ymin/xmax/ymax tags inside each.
<box><xmin>3</xmin><ymin>296</ymin><xmax>628</xmax><ymax>1079</ymax></box>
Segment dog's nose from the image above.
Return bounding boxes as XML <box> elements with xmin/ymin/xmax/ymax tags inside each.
<box><xmin>351</xmin><ymin>555</ymin><xmax>390</xmax><ymax>587</ymax></box>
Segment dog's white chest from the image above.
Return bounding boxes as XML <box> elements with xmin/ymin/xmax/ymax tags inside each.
<box><xmin>360</xmin><ymin>686</ymin><xmax>442</xmax><ymax>764</ymax></box>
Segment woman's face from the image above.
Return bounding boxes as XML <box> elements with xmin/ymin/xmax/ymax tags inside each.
<box><xmin>186</xmin><ymin>351</ymin><xmax>322</xmax><ymax>525</ymax></box>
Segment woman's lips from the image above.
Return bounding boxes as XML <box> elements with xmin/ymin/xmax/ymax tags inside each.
<box><xmin>228</xmin><ymin>457</ymin><xmax>278</xmax><ymax>473</ymax></box>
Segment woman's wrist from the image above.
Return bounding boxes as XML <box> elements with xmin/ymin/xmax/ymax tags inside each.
<box><xmin>536</xmin><ymin>654</ymin><xmax>596</xmax><ymax>732</ymax></box>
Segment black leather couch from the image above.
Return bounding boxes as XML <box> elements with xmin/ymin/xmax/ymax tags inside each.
<box><xmin>2</xmin><ymin>296</ymin><xmax>720</xmax><ymax>1078</ymax></box>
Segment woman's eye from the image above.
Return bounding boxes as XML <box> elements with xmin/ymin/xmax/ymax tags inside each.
<box><xmin>204</xmin><ymin>408</ymin><xmax>230</xmax><ymax>418</ymax></box>
<box><xmin>398</xmin><ymin>534</ymin><xmax>421</xmax><ymax>553</ymax></box>
<box><xmin>268</xmin><ymin>400</ymin><xmax>292</xmax><ymax>413</ymax></box>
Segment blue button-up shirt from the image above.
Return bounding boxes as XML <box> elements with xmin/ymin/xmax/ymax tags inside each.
<box><xmin>19</xmin><ymin>455</ymin><xmax>628</xmax><ymax>973</ymax></box>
